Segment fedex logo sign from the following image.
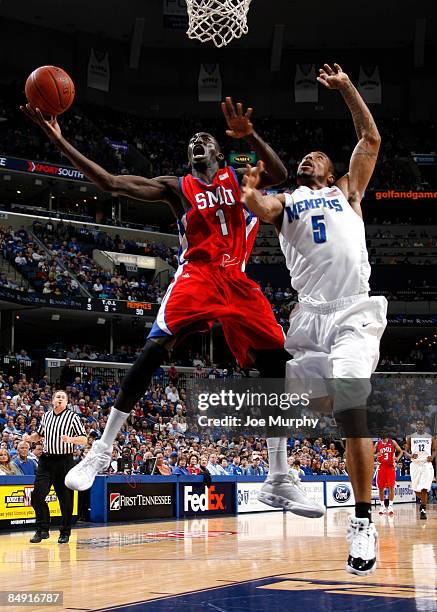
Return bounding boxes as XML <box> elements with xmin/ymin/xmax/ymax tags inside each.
<box><xmin>184</xmin><ymin>485</ymin><xmax>225</xmax><ymax>512</ymax></box>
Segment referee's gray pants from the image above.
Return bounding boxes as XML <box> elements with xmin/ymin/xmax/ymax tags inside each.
<box><xmin>31</xmin><ymin>454</ymin><xmax>75</xmax><ymax>535</ymax></box>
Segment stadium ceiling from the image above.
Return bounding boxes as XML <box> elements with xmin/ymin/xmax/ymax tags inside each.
<box><xmin>0</xmin><ymin>0</ymin><xmax>435</xmax><ymax>49</ymax></box>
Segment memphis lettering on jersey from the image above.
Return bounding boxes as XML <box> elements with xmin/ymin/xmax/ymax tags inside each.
<box><xmin>286</xmin><ymin>197</ymin><xmax>343</xmax><ymax>222</ymax></box>
<box><xmin>194</xmin><ymin>186</ymin><xmax>236</xmax><ymax>209</ymax></box>
<box><xmin>184</xmin><ymin>485</ymin><xmax>225</xmax><ymax>512</ymax></box>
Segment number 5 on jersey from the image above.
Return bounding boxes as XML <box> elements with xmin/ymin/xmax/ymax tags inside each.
<box><xmin>312</xmin><ymin>215</ymin><xmax>327</xmax><ymax>244</ymax></box>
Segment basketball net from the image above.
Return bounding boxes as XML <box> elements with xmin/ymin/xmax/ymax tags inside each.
<box><xmin>186</xmin><ymin>0</ymin><xmax>252</xmax><ymax>48</ymax></box>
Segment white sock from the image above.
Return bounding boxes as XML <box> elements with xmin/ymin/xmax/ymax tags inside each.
<box><xmin>99</xmin><ymin>407</ymin><xmax>127</xmax><ymax>450</ymax></box>
<box><xmin>267</xmin><ymin>437</ymin><xmax>288</xmax><ymax>476</ymax></box>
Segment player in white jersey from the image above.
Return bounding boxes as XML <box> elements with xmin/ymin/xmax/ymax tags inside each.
<box><xmin>242</xmin><ymin>63</ymin><xmax>387</xmax><ymax>576</ymax></box>
<box><xmin>406</xmin><ymin>420</ymin><xmax>436</xmax><ymax>520</ymax></box>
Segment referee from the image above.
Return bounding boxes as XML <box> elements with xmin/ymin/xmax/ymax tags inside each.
<box><xmin>24</xmin><ymin>390</ymin><xmax>87</xmax><ymax>544</ymax></box>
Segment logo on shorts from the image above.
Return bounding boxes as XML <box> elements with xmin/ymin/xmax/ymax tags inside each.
<box><xmin>362</xmin><ymin>322</ymin><xmax>371</xmax><ymax>327</ymax></box>
<box><xmin>332</xmin><ymin>484</ymin><xmax>351</xmax><ymax>503</ymax></box>
<box><xmin>109</xmin><ymin>493</ymin><xmax>121</xmax><ymax>511</ymax></box>
<box><xmin>182</xmin><ymin>273</ymin><xmax>190</xmax><ymax>278</ymax></box>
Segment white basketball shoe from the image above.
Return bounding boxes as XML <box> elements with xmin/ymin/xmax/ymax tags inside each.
<box><xmin>258</xmin><ymin>473</ymin><xmax>326</xmax><ymax>518</ymax></box>
<box><xmin>346</xmin><ymin>516</ymin><xmax>378</xmax><ymax>575</ymax></box>
<box><xmin>65</xmin><ymin>441</ymin><xmax>111</xmax><ymax>491</ymax></box>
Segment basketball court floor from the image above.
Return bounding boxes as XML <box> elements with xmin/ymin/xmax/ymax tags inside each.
<box><xmin>1</xmin><ymin>505</ymin><xmax>436</xmax><ymax>612</ymax></box>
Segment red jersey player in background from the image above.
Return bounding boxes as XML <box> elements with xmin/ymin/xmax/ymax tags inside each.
<box><xmin>22</xmin><ymin>97</ymin><xmax>323</xmax><ymax>515</ymax></box>
<box><xmin>374</xmin><ymin>435</ymin><xmax>403</xmax><ymax>515</ymax></box>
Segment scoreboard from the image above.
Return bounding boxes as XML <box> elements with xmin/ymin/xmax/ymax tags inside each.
<box><xmin>0</xmin><ymin>286</ymin><xmax>158</xmax><ymax>317</ymax></box>
<box><xmin>86</xmin><ymin>299</ymin><xmax>155</xmax><ymax>317</ymax></box>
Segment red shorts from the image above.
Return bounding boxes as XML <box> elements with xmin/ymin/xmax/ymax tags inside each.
<box><xmin>377</xmin><ymin>464</ymin><xmax>396</xmax><ymax>489</ymax></box>
<box><xmin>148</xmin><ymin>262</ymin><xmax>285</xmax><ymax>368</ymax></box>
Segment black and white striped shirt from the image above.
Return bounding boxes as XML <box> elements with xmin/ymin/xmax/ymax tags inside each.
<box><xmin>37</xmin><ymin>408</ymin><xmax>86</xmax><ymax>454</ymax></box>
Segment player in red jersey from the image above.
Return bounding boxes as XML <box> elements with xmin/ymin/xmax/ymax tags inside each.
<box><xmin>22</xmin><ymin>98</ymin><xmax>293</xmax><ymax>491</ymax></box>
<box><xmin>374</xmin><ymin>436</ymin><xmax>402</xmax><ymax>515</ymax></box>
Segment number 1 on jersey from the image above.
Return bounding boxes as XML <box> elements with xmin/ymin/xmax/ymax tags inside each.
<box><xmin>216</xmin><ymin>208</ymin><xmax>229</xmax><ymax>236</ymax></box>
<box><xmin>311</xmin><ymin>215</ymin><xmax>327</xmax><ymax>244</ymax></box>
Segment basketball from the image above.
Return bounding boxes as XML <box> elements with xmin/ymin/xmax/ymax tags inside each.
<box><xmin>25</xmin><ymin>65</ymin><xmax>75</xmax><ymax>116</ymax></box>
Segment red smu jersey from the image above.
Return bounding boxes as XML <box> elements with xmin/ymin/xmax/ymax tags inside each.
<box><xmin>178</xmin><ymin>167</ymin><xmax>258</xmax><ymax>270</ymax></box>
<box><xmin>377</xmin><ymin>439</ymin><xmax>395</xmax><ymax>466</ymax></box>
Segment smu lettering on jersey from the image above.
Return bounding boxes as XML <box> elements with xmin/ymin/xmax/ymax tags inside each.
<box><xmin>377</xmin><ymin>439</ymin><xmax>395</xmax><ymax>466</ymax></box>
<box><xmin>411</xmin><ymin>433</ymin><xmax>433</xmax><ymax>461</ymax></box>
<box><xmin>279</xmin><ymin>185</ymin><xmax>371</xmax><ymax>303</ymax></box>
<box><xmin>178</xmin><ymin>167</ymin><xmax>258</xmax><ymax>270</ymax></box>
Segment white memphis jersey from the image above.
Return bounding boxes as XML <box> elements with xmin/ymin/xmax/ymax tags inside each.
<box><xmin>410</xmin><ymin>433</ymin><xmax>433</xmax><ymax>462</ymax></box>
<box><xmin>279</xmin><ymin>185</ymin><xmax>371</xmax><ymax>303</ymax></box>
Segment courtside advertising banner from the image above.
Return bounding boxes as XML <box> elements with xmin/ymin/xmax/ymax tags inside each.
<box><xmin>237</xmin><ymin>480</ymin><xmax>324</xmax><ymax>513</ymax></box>
<box><xmin>237</xmin><ymin>481</ymin><xmax>282</xmax><ymax>513</ymax></box>
<box><xmin>327</xmin><ymin>479</ymin><xmax>415</xmax><ymax>507</ymax></box>
<box><xmin>180</xmin><ymin>481</ymin><xmax>235</xmax><ymax>517</ymax></box>
<box><xmin>107</xmin><ymin>483</ymin><xmax>176</xmax><ymax>521</ymax></box>
<box><xmin>326</xmin><ymin>481</ymin><xmax>356</xmax><ymax>508</ymax></box>
<box><xmin>393</xmin><ymin>480</ymin><xmax>416</xmax><ymax>503</ymax></box>
<box><xmin>0</xmin><ymin>483</ymin><xmax>78</xmax><ymax>529</ymax></box>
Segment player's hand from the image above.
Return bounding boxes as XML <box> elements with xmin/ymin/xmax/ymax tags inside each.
<box><xmin>221</xmin><ymin>96</ymin><xmax>254</xmax><ymax>138</ymax></box>
<box><xmin>20</xmin><ymin>103</ymin><xmax>62</xmax><ymax>142</ymax></box>
<box><xmin>317</xmin><ymin>63</ymin><xmax>350</xmax><ymax>91</ymax></box>
<box><xmin>412</xmin><ymin>453</ymin><xmax>418</xmax><ymax>460</ymax></box>
<box><xmin>426</xmin><ymin>456</ymin><xmax>433</xmax><ymax>462</ymax></box>
<box><xmin>241</xmin><ymin>160</ymin><xmax>265</xmax><ymax>201</ymax></box>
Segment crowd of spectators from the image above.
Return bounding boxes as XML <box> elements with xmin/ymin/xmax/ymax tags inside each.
<box><xmin>1</xmin><ymin>224</ymin><xmax>80</xmax><ymax>295</ymax></box>
<box><xmin>0</xmin><ymin>90</ymin><xmax>124</xmax><ymax>175</ymax></box>
<box><xmin>0</xmin><ymin>222</ymin><xmax>177</xmax><ymax>302</ymax></box>
<box><xmin>32</xmin><ymin>219</ymin><xmax>178</xmax><ymax>267</ymax></box>
<box><xmin>1</xmin><ymin>367</ymin><xmax>437</xmax><ymax>485</ymax></box>
<box><xmin>1</xmin><ymin>84</ymin><xmax>437</xmax><ymax>193</ymax></box>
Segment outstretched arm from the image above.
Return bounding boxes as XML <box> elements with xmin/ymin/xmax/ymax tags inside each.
<box><xmin>317</xmin><ymin>64</ymin><xmax>381</xmax><ymax>215</ymax></box>
<box><xmin>240</xmin><ymin>161</ymin><xmax>284</xmax><ymax>224</ymax></box>
<box><xmin>222</xmin><ymin>97</ymin><xmax>288</xmax><ymax>188</ymax></box>
<box><xmin>20</xmin><ymin>105</ymin><xmax>180</xmax><ymax>207</ymax></box>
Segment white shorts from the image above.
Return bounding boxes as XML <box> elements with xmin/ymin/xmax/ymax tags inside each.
<box><xmin>285</xmin><ymin>295</ymin><xmax>388</xmax><ymax>408</ymax></box>
<box><xmin>410</xmin><ymin>461</ymin><xmax>435</xmax><ymax>492</ymax></box>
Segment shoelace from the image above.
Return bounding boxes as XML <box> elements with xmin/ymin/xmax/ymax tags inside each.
<box><xmin>347</xmin><ymin>521</ymin><xmax>371</xmax><ymax>558</ymax></box>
